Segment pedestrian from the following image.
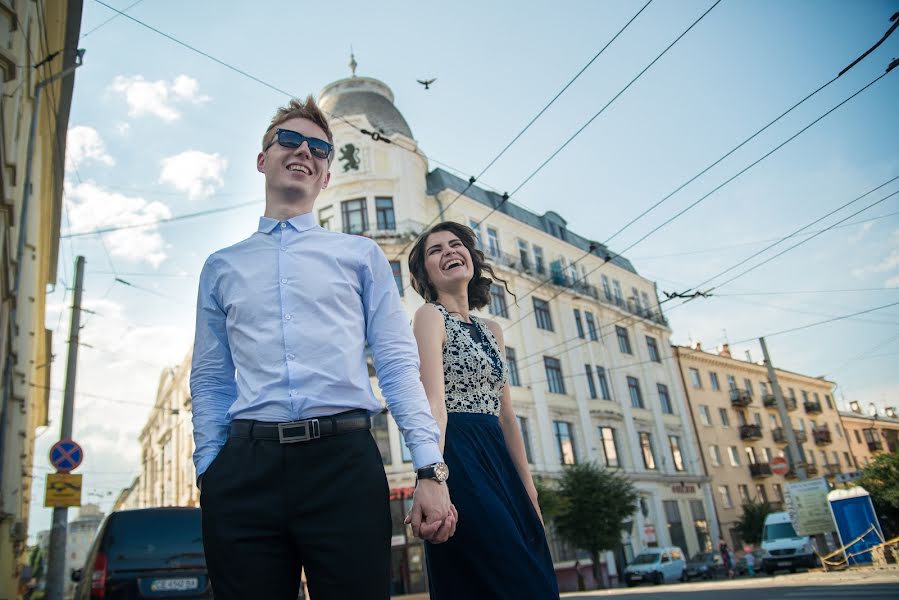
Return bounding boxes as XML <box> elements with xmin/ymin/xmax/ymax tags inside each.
<box><xmin>744</xmin><ymin>547</ymin><xmax>756</xmax><ymax>577</ymax></box>
<box><xmin>407</xmin><ymin>221</ymin><xmax>560</xmax><ymax>599</ymax></box>
<box><xmin>191</xmin><ymin>96</ymin><xmax>456</xmax><ymax>600</ymax></box>
<box><xmin>719</xmin><ymin>537</ymin><xmax>734</xmax><ymax>579</ymax></box>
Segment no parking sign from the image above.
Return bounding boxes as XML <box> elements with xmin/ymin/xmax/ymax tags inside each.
<box><xmin>49</xmin><ymin>439</ymin><xmax>83</xmax><ymax>473</ymax></box>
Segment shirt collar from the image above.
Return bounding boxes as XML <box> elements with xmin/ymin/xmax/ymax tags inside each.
<box><xmin>257</xmin><ymin>211</ymin><xmax>317</xmax><ymax>234</ymax></box>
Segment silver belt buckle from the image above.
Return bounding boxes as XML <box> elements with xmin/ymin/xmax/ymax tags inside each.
<box><xmin>278</xmin><ymin>419</ymin><xmax>321</xmax><ymax>443</ymax></box>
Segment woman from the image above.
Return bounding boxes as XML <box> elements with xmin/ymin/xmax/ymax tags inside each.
<box><xmin>407</xmin><ymin>221</ymin><xmax>559</xmax><ymax>599</ymax></box>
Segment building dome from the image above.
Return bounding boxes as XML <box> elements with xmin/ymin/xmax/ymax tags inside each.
<box><xmin>319</xmin><ymin>76</ymin><xmax>414</xmax><ymax>140</ymax></box>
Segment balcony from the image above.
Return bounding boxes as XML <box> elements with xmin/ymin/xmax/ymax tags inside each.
<box><xmin>740</xmin><ymin>424</ymin><xmax>763</xmax><ymax>441</ymax></box>
<box><xmin>813</xmin><ymin>427</ymin><xmax>832</xmax><ymax>446</ymax></box>
<box><xmin>867</xmin><ymin>440</ymin><xmax>884</xmax><ymax>452</ymax></box>
<box><xmin>763</xmin><ymin>394</ymin><xmax>778</xmax><ymax>408</ymax></box>
<box><xmin>750</xmin><ymin>463</ymin><xmax>773</xmax><ymax>478</ymax></box>
<box><xmin>773</xmin><ymin>428</ymin><xmax>807</xmax><ymax>444</ymax></box>
<box><xmin>794</xmin><ymin>429</ymin><xmax>808</xmax><ymax>443</ymax></box>
<box><xmin>804</xmin><ymin>401</ymin><xmax>822</xmax><ymax>415</ymax></box>
<box><xmin>824</xmin><ymin>463</ymin><xmax>841</xmax><ymax>476</ymax></box>
<box><xmin>806</xmin><ymin>464</ymin><xmax>819</xmax><ymax>476</ymax></box>
<box><xmin>730</xmin><ymin>389</ymin><xmax>753</xmax><ymax>408</ymax></box>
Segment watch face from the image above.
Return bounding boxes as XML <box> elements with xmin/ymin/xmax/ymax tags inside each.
<box><xmin>435</xmin><ymin>462</ymin><xmax>449</xmax><ymax>482</ymax></box>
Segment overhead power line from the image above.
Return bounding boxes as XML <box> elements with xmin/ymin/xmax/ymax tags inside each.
<box><xmin>731</xmin><ymin>300</ymin><xmax>899</xmax><ymax>344</ymax></box>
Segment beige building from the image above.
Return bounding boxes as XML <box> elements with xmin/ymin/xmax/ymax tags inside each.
<box><xmin>839</xmin><ymin>402</ymin><xmax>899</xmax><ymax>469</ymax></box>
<box><xmin>0</xmin><ymin>1</ymin><xmax>82</xmax><ymax>595</ymax></box>
<box><xmin>126</xmin><ymin>70</ymin><xmax>718</xmax><ymax>593</ymax></box>
<box><xmin>675</xmin><ymin>343</ymin><xmax>854</xmax><ymax>547</ymax></box>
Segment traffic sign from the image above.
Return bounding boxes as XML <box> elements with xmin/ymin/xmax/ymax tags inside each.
<box><xmin>44</xmin><ymin>473</ymin><xmax>82</xmax><ymax>507</ymax></box>
<box><xmin>49</xmin><ymin>439</ymin><xmax>83</xmax><ymax>473</ymax></box>
<box><xmin>771</xmin><ymin>456</ymin><xmax>790</xmax><ymax>476</ymax></box>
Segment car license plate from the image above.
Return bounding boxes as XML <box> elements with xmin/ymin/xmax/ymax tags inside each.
<box><xmin>150</xmin><ymin>577</ymin><xmax>198</xmax><ymax>592</ymax></box>
<box><xmin>777</xmin><ymin>561</ymin><xmax>791</xmax><ymax>567</ymax></box>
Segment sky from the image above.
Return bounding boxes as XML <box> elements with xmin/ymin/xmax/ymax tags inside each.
<box><xmin>29</xmin><ymin>0</ymin><xmax>899</xmax><ymax>537</ymax></box>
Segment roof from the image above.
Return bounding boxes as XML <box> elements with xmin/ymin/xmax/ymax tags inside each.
<box><xmin>319</xmin><ymin>77</ymin><xmax>413</xmax><ymax>139</ymax></box>
<box><xmin>426</xmin><ymin>168</ymin><xmax>638</xmax><ymax>274</ymax></box>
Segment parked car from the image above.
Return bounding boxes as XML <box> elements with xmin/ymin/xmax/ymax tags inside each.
<box><xmin>72</xmin><ymin>507</ymin><xmax>212</xmax><ymax>599</ymax></box>
<box><xmin>623</xmin><ymin>546</ymin><xmax>686</xmax><ymax>586</ymax></box>
<box><xmin>759</xmin><ymin>511</ymin><xmax>818</xmax><ymax>574</ymax></box>
<box><xmin>683</xmin><ymin>551</ymin><xmax>725</xmax><ymax>580</ymax></box>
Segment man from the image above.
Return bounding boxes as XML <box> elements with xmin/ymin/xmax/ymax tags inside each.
<box><xmin>191</xmin><ymin>96</ymin><xmax>455</xmax><ymax>600</ymax></box>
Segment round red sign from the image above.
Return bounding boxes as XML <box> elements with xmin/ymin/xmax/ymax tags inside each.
<box><xmin>770</xmin><ymin>456</ymin><xmax>790</xmax><ymax>476</ymax></box>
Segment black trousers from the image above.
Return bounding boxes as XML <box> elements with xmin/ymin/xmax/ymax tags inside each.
<box><xmin>200</xmin><ymin>425</ymin><xmax>391</xmax><ymax>600</ymax></box>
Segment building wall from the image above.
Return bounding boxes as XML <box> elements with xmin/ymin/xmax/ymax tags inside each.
<box><xmin>63</xmin><ymin>505</ymin><xmax>103</xmax><ymax>599</ymax></box>
<box><xmin>0</xmin><ymin>1</ymin><xmax>81</xmax><ymax>596</ymax></box>
<box><xmin>675</xmin><ymin>344</ymin><xmax>853</xmax><ymax>547</ymax></box>
<box><xmin>839</xmin><ymin>408</ymin><xmax>899</xmax><ymax>469</ymax></box>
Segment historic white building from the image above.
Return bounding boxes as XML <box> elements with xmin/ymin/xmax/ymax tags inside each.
<box><xmin>126</xmin><ymin>68</ymin><xmax>718</xmax><ymax>594</ymax></box>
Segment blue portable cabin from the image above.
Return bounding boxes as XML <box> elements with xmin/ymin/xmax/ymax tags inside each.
<box><xmin>826</xmin><ymin>487</ymin><xmax>884</xmax><ymax>565</ymax></box>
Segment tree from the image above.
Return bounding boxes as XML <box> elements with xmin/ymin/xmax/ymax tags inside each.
<box><xmin>539</xmin><ymin>463</ymin><xmax>638</xmax><ymax>589</ymax></box>
<box><xmin>735</xmin><ymin>500</ymin><xmax>774</xmax><ymax>545</ymax></box>
<box><xmin>856</xmin><ymin>449</ymin><xmax>899</xmax><ymax>536</ymax></box>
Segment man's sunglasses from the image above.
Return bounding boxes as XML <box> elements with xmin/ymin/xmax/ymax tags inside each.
<box><xmin>264</xmin><ymin>128</ymin><xmax>333</xmax><ymax>160</ymax></box>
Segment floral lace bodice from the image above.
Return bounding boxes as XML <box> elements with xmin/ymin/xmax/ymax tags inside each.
<box><xmin>435</xmin><ymin>304</ymin><xmax>507</xmax><ymax>416</ymax></box>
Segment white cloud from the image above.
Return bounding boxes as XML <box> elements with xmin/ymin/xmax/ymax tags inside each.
<box><xmin>66</xmin><ymin>126</ymin><xmax>114</xmax><ymax>170</ymax></box>
<box><xmin>159</xmin><ymin>151</ymin><xmax>228</xmax><ymax>200</ymax></box>
<box><xmin>108</xmin><ymin>74</ymin><xmax>210</xmax><ymax>122</ymax></box>
<box><xmin>847</xmin><ymin>221</ymin><xmax>873</xmax><ymax>244</ymax></box>
<box><xmin>851</xmin><ymin>249</ymin><xmax>899</xmax><ymax>278</ymax></box>
<box><xmin>885</xmin><ymin>274</ymin><xmax>899</xmax><ymax>288</ymax></box>
<box><xmin>65</xmin><ymin>181</ymin><xmax>173</xmax><ymax>267</ymax></box>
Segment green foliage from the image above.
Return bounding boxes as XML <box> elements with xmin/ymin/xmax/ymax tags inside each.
<box><xmin>735</xmin><ymin>500</ymin><xmax>774</xmax><ymax>545</ymax></box>
<box><xmin>856</xmin><ymin>449</ymin><xmax>899</xmax><ymax>536</ymax></box>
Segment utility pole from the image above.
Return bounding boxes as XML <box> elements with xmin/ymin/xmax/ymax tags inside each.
<box><xmin>760</xmin><ymin>336</ymin><xmax>807</xmax><ymax>481</ymax></box>
<box><xmin>45</xmin><ymin>256</ymin><xmax>85</xmax><ymax>600</ymax></box>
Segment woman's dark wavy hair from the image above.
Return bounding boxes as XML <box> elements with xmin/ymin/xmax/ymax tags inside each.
<box><xmin>408</xmin><ymin>221</ymin><xmax>513</xmax><ymax>310</ymax></box>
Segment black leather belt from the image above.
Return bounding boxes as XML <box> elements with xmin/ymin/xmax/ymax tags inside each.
<box><xmin>229</xmin><ymin>409</ymin><xmax>371</xmax><ymax>444</ymax></box>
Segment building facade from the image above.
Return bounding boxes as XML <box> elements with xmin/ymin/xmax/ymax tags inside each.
<box><xmin>63</xmin><ymin>504</ymin><xmax>104</xmax><ymax>598</ymax></box>
<box><xmin>674</xmin><ymin>343</ymin><xmax>854</xmax><ymax>547</ymax></box>
<box><xmin>0</xmin><ymin>1</ymin><xmax>82</xmax><ymax>595</ymax></box>
<box><xmin>839</xmin><ymin>402</ymin><xmax>899</xmax><ymax>469</ymax></box>
<box><xmin>126</xmin><ymin>71</ymin><xmax>718</xmax><ymax>594</ymax></box>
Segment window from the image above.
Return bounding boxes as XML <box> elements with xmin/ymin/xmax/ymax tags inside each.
<box><xmin>719</xmin><ymin>408</ymin><xmax>730</xmax><ymax>427</ymax></box>
<box><xmin>631</xmin><ymin>287</ymin><xmax>642</xmax><ymax>313</ymax></box>
<box><xmin>854</xmin><ymin>430</ymin><xmax>861</xmax><ymax>444</ymax></box>
<box><xmin>533</xmin><ymin>297</ymin><xmax>553</xmax><ymax>331</ymax></box>
<box><xmin>486</xmin><ymin>227</ymin><xmax>500</xmax><ymax>258</ymax></box>
<box><xmin>545</xmin><ymin>357</ymin><xmax>566</xmax><ymax>394</ymax></box>
<box><xmin>573</xmin><ymin>309</ymin><xmax>585</xmax><ymax>338</ymax></box>
<box><xmin>769</xmin><ymin>414</ymin><xmax>779</xmax><ymax>429</ymax></box>
<box><xmin>745</xmin><ymin>446</ymin><xmax>758</xmax><ymax>465</ymax></box>
<box><xmin>517</xmin><ymin>416</ymin><xmax>533</xmax><ymax>463</ymax></box>
<box><xmin>341</xmin><ymin>198</ymin><xmax>367</xmax><ymax>234</ymax></box>
<box><xmin>488</xmin><ymin>284</ymin><xmax>508</xmax><ymax>318</ymax></box>
<box><xmin>760</xmin><ymin>381</ymin><xmax>769</xmax><ymax>397</ymax></box>
<box><xmin>690</xmin><ymin>500</ymin><xmax>713</xmax><ymax>552</ymax></box>
<box><xmin>709</xmin><ymin>445</ymin><xmax>722</xmax><ymax>467</ymax></box>
<box><xmin>612</xmin><ymin>280</ymin><xmax>623</xmax><ymax>306</ymax></box>
<box><xmin>585</xmin><ymin>312</ymin><xmax>598</xmax><ymax>341</ymax></box>
<box><xmin>389</xmin><ymin>261</ymin><xmax>403</xmax><ymax>297</ymax></box>
<box><xmin>371</xmin><ymin>411</ymin><xmax>392</xmax><ymax>464</ymax></box>
<box><xmin>554</xmin><ymin>421</ymin><xmax>577</xmax><ymax>465</ymax></box>
<box><xmin>640</xmin><ymin>432</ymin><xmax>657</xmax><ymax>469</ymax></box>
<box><xmin>744</xmin><ymin>378</ymin><xmax>754</xmax><ymax>396</ymax></box>
<box><xmin>802</xmin><ymin>390</ymin><xmax>810</xmax><ymax>403</ymax></box>
<box><xmin>596</xmin><ymin>366</ymin><xmax>611</xmax><ymax>400</ymax></box>
<box><xmin>517</xmin><ymin>240</ymin><xmax>531</xmax><ymax>271</ymax></box>
<box><xmin>601</xmin><ymin>274</ymin><xmax>612</xmax><ymax>301</ymax></box>
<box><xmin>469</xmin><ymin>218</ymin><xmax>483</xmax><ymax>249</ymax></box>
<box><xmin>318</xmin><ymin>206</ymin><xmax>333</xmax><ymax>231</ymax></box>
<box><xmin>646</xmin><ymin>337</ymin><xmax>661</xmax><ymax>363</ymax></box>
<box><xmin>689</xmin><ymin>368</ymin><xmax>702</xmax><ymax>389</ymax></box>
<box><xmin>533</xmin><ymin>245</ymin><xmax>545</xmax><ymax>275</ymax></box>
<box><xmin>719</xmin><ymin>485</ymin><xmax>733</xmax><ymax>509</ymax></box>
<box><xmin>599</xmin><ymin>427</ymin><xmax>620</xmax><ymax>468</ymax></box>
<box><xmin>664</xmin><ymin>500</ymin><xmax>688</xmax><ymax>553</ymax></box>
<box><xmin>669</xmin><ymin>436</ymin><xmax>685</xmax><ymax>471</ymax></box>
<box><xmin>755</xmin><ymin>484</ymin><xmax>768</xmax><ymax>503</ymax></box>
<box><xmin>738</xmin><ymin>484</ymin><xmax>750</xmax><ymax>505</ymax></box>
<box><xmin>699</xmin><ymin>405</ymin><xmax>712</xmax><ymax>426</ymax></box>
<box><xmin>616</xmin><ymin>326</ymin><xmax>632</xmax><ymax>354</ymax></box>
<box><xmin>754</xmin><ymin>412</ymin><xmax>763</xmax><ymax>427</ymax></box>
<box><xmin>825</xmin><ymin>394</ymin><xmax>834</xmax><ymax>410</ymax></box>
<box><xmin>375</xmin><ymin>197</ymin><xmax>395</xmax><ymax>230</ymax></box>
<box><xmin>641</xmin><ymin>291</ymin><xmax>653</xmax><ymax>315</ymax></box>
<box><xmin>773</xmin><ymin>483</ymin><xmax>784</xmax><ymax>502</ymax></box>
<box><xmin>506</xmin><ymin>347</ymin><xmax>521</xmax><ymax>387</ymax></box>
<box><xmin>844</xmin><ymin>452</ymin><xmax>853</xmax><ymax>468</ymax></box>
<box><xmin>710</xmin><ymin>372</ymin><xmax>720</xmax><ymax>391</ymax></box>
<box><xmin>729</xmin><ymin>446</ymin><xmax>741</xmax><ymax>466</ymax></box>
<box><xmin>727</xmin><ymin>375</ymin><xmax>737</xmax><ymax>391</ymax></box>
<box><xmin>832</xmin><ymin>451</ymin><xmax>840</xmax><ymax>466</ymax></box>
<box><xmin>627</xmin><ymin>376</ymin><xmax>644</xmax><ymax>409</ymax></box>
<box><xmin>658</xmin><ymin>383</ymin><xmax>673</xmax><ymax>414</ymax></box>
<box><xmin>585</xmin><ymin>365</ymin><xmax>597</xmax><ymax>399</ymax></box>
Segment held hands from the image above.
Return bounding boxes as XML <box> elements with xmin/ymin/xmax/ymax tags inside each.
<box><xmin>405</xmin><ymin>479</ymin><xmax>457</xmax><ymax>544</ymax></box>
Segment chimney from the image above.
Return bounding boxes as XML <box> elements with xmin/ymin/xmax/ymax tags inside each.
<box><xmin>744</xmin><ymin>349</ymin><xmax>753</xmax><ymax>363</ymax></box>
<box><xmin>718</xmin><ymin>343</ymin><xmax>732</xmax><ymax>358</ymax></box>
<box><xmin>691</xmin><ymin>341</ymin><xmax>702</xmax><ymax>351</ymax></box>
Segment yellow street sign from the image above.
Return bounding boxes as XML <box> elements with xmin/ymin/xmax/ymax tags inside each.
<box><xmin>44</xmin><ymin>473</ymin><xmax>82</xmax><ymax>508</ymax></box>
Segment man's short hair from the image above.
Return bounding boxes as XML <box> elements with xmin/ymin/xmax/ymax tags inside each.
<box><xmin>262</xmin><ymin>95</ymin><xmax>334</xmax><ymax>163</ymax></box>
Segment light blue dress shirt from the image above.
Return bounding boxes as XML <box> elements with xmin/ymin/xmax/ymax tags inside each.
<box><xmin>190</xmin><ymin>211</ymin><xmax>442</xmax><ymax>477</ymax></box>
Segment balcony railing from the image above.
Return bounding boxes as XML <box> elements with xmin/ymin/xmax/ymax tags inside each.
<box><xmin>804</xmin><ymin>401</ymin><xmax>822</xmax><ymax>415</ymax></box>
<box><xmin>824</xmin><ymin>463</ymin><xmax>841</xmax><ymax>476</ymax></box>
<box><xmin>813</xmin><ymin>428</ymin><xmax>832</xmax><ymax>446</ymax></box>
<box><xmin>763</xmin><ymin>394</ymin><xmax>778</xmax><ymax>408</ymax></box>
<box><xmin>867</xmin><ymin>440</ymin><xmax>884</xmax><ymax>452</ymax></box>
<box><xmin>740</xmin><ymin>424</ymin><xmax>763</xmax><ymax>441</ymax></box>
<box><xmin>806</xmin><ymin>464</ymin><xmax>819</xmax><ymax>476</ymax></box>
<box><xmin>773</xmin><ymin>428</ymin><xmax>807</xmax><ymax>444</ymax></box>
<box><xmin>750</xmin><ymin>463</ymin><xmax>773</xmax><ymax>478</ymax></box>
<box><xmin>730</xmin><ymin>389</ymin><xmax>752</xmax><ymax>408</ymax></box>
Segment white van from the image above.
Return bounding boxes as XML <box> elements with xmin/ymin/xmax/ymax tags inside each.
<box><xmin>623</xmin><ymin>546</ymin><xmax>686</xmax><ymax>586</ymax></box>
<box><xmin>760</xmin><ymin>512</ymin><xmax>818</xmax><ymax>574</ymax></box>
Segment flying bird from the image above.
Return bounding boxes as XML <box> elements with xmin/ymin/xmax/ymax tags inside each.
<box><xmin>417</xmin><ymin>78</ymin><xmax>436</xmax><ymax>90</ymax></box>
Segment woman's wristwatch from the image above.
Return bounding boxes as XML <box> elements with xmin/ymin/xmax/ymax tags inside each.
<box><xmin>416</xmin><ymin>462</ymin><xmax>450</xmax><ymax>484</ymax></box>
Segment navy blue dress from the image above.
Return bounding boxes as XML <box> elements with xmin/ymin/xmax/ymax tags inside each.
<box><xmin>425</xmin><ymin>305</ymin><xmax>559</xmax><ymax>599</ymax></box>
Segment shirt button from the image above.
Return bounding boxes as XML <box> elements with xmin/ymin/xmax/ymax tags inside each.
<box><xmin>291</xmin><ymin>390</ymin><xmax>299</xmax><ymax>396</ymax></box>
<box><xmin>287</xmin><ymin>353</ymin><xmax>295</xmax><ymax>360</ymax></box>
<box><xmin>280</xmin><ymin>278</ymin><xmax>288</xmax><ymax>284</ymax></box>
<box><xmin>280</xmin><ymin>222</ymin><xmax>287</xmax><ymax>229</ymax></box>
<box><xmin>285</xmin><ymin>314</ymin><xmax>292</xmax><ymax>320</ymax></box>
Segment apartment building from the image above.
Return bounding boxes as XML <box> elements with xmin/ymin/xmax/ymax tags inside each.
<box><xmin>0</xmin><ymin>1</ymin><xmax>82</xmax><ymax>594</ymax></box>
<box><xmin>839</xmin><ymin>401</ymin><xmax>899</xmax><ymax>469</ymax></box>
<box><xmin>675</xmin><ymin>343</ymin><xmax>853</xmax><ymax>547</ymax></box>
